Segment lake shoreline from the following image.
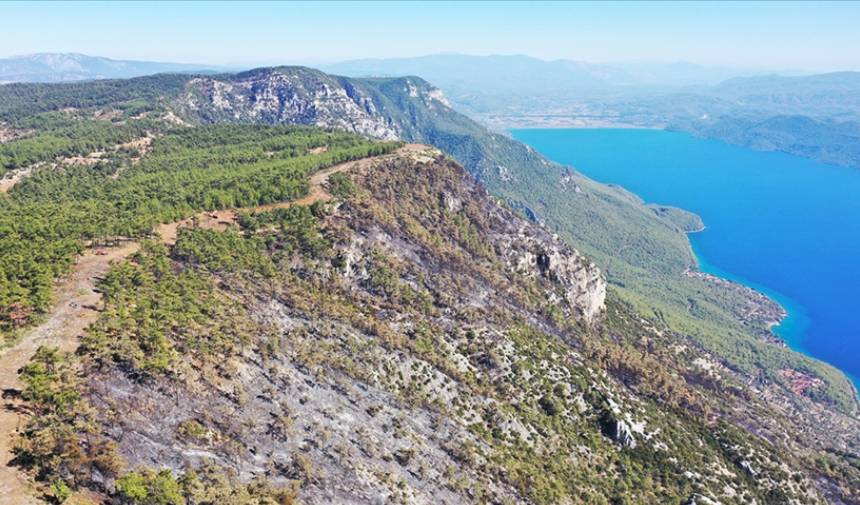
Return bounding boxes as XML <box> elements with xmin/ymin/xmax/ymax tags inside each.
<box><xmin>690</xmin><ymin>235</ymin><xmax>859</xmax><ymax>395</ymax></box>
<box><xmin>487</xmin><ymin>116</ymin><xmax>664</xmax><ymax>131</ymax></box>
<box><xmin>512</xmin><ymin>127</ymin><xmax>860</xmax><ymax>399</ymax></box>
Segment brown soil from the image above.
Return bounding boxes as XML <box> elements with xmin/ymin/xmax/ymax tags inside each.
<box><xmin>92</xmin><ymin>109</ymin><xmax>122</xmax><ymax>121</ymax></box>
<box><xmin>0</xmin><ymin>126</ymin><xmax>16</xmax><ymax>144</ymax></box>
<box><xmin>117</xmin><ymin>136</ymin><xmax>153</xmax><ymax>158</ymax></box>
<box><xmin>61</xmin><ymin>152</ymin><xmax>105</xmax><ymax>167</ymax></box>
<box><xmin>0</xmin><ymin>124</ymin><xmax>32</xmax><ymax>145</ymax></box>
<box><xmin>0</xmin><ymin>168</ymin><xmax>31</xmax><ymax>195</ymax></box>
<box><xmin>779</xmin><ymin>369</ymin><xmax>824</xmax><ymax>396</ymax></box>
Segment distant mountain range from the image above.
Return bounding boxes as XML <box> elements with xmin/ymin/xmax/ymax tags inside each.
<box><xmin>320</xmin><ymin>53</ymin><xmax>781</xmax><ymax>114</ymax></box>
<box><xmin>321</xmin><ymin>53</ymin><xmax>776</xmax><ymax>89</ymax></box>
<box><xmin>323</xmin><ymin>54</ymin><xmax>860</xmax><ymax>169</ymax></box>
<box><xmin>0</xmin><ymin>53</ymin><xmax>222</xmax><ymax>83</ymax></box>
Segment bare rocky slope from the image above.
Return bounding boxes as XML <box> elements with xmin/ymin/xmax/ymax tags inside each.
<box><xmin>34</xmin><ymin>146</ymin><xmax>847</xmax><ymax>504</ymax></box>
<box><xmin>83</xmin><ymin>148</ymin><xmax>613</xmax><ymax>503</ymax></box>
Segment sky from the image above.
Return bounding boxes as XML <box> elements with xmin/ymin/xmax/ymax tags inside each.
<box><xmin>2</xmin><ymin>1</ymin><xmax>859</xmax><ymax>71</ymax></box>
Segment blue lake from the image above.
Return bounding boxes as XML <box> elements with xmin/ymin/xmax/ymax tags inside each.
<box><xmin>511</xmin><ymin>128</ymin><xmax>860</xmax><ymax>385</ymax></box>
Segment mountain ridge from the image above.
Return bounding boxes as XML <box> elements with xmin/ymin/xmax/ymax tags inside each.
<box><xmin>0</xmin><ymin>52</ymin><xmax>223</xmax><ymax>84</ymax></box>
<box><xmin>0</xmin><ymin>66</ymin><xmax>858</xmax><ymax>503</ymax></box>
<box><xmin>2</xmin><ymin>132</ymin><xmax>843</xmax><ymax>504</ymax></box>
<box><xmin>2</xmin><ymin>68</ymin><xmax>857</xmax><ymax>414</ymax></box>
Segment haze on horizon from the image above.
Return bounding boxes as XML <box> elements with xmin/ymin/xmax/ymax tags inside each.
<box><xmin>2</xmin><ymin>0</ymin><xmax>860</xmax><ymax>73</ymax></box>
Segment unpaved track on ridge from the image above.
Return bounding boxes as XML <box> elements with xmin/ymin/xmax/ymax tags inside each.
<box><xmin>156</xmin><ymin>145</ymin><xmax>428</xmax><ymax>245</ymax></box>
<box><xmin>0</xmin><ymin>243</ymin><xmax>139</xmax><ymax>505</ymax></box>
<box><xmin>0</xmin><ymin>169</ymin><xmax>31</xmax><ymax>195</ymax></box>
<box><xmin>0</xmin><ymin>144</ymin><xmax>426</xmax><ymax>503</ymax></box>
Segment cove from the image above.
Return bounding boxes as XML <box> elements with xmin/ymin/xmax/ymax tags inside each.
<box><xmin>511</xmin><ymin>128</ymin><xmax>860</xmax><ymax>385</ymax></box>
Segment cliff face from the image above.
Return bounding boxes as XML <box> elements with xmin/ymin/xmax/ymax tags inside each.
<box><xmin>177</xmin><ymin>67</ymin><xmax>457</xmax><ymax>144</ymax></box>
<box><xmin>503</xmin><ymin>226</ymin><xmax>606</xmax><ymax>324</ymax></box>
<box><xmin>176</xmin><ymin>68</ymin><xmax>548</xmax><ymax>185</ymax></box>
<box><xmin>340</xmin><ymin>146</ymin><xmax>607</xmax><ymax>327</ymax></box>
<box><xmin>180</xmin><ymin>70</ymin><xmax>398</xmax><ymax>139</ymax></box>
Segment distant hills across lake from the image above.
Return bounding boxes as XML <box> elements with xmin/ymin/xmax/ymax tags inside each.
<box><xmin>323</xmin><ymin>54</ymin><xmax>860</xmax><ymax>170</ymax></box>
<box><xmin>3</xmin><ymin>53</ymin><xmax>858</xmax><ymax>171</ymax></box>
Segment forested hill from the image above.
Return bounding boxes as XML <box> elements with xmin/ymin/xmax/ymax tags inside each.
<box><xmin>2</xmin><ymin>68</ymin><xmax>855</xmax><ymax>413</ymax></box>
<box><xmin>1</xmin><ymin>68</ymin><xmax>858</xmax><ymax>503</ymax></box>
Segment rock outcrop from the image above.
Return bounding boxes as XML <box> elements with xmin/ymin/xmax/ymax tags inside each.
<box><xmin>509</xmin><ymin>239</ymin><xmax>606</xmax><ymax>324</ymax></box>
<box><xmin>176</xmin><ymin>67</ymin><xmax>454</xmax><ymax>145</ymax></box>
<box><xmin>351</xmin><ymin>147</ymin><xmax>607</xmax><ymax>326</ymax></box>
<box><xmin>605</xmin><ymin>417</ymin><xmax>637</xmax><ymax>449</ymax></box>
<box><xmin>180</xmin><ymin>69</ymin><xmax>400</xmax><ymax>140</ymax></box>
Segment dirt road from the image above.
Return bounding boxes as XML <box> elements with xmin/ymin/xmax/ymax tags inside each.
<box><xmin>0</xmin><ymin>243</ymin><xmax>139</xmax><ymax>505</ymax></box>
<box><xmin>156</xmin><ymin>145</ymin><xmax>428</xmax><ymax>245</ymax></box>
<box><xmin>0</xmin><ymin>144</ymin><xmax>430</xmax><ymax>502</ymax></box>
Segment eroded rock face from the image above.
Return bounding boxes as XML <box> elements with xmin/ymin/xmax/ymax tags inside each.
<box><xmin>612</xmin><ymin>419</ymin><xmax>638</xmax><ymax>449</ymax></box>
<box><xmin>176</xmin><ymin>69</ymin><xmax>454</xmax><ymax>145</ymax></box>
<box><xmin>343</xmin><ymin>147</ymin><xmax>606</xmax><ymax>327</ymax></box>
<box><xmin>599</xmin><ymin>413</ymin><xmax>637</xmax><ymax>449</ymax></box>
<box><xmin>180</xmin><ymin>70</ymin><xmax>399</xmax><ymax>140</ymax></box>
<box><xmin>507</xmin><ymin>236</ymin><xmax>606</xmax><ymax>325</ymax></box>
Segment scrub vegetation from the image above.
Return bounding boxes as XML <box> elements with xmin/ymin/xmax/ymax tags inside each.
<box><xmin>0</xmin><ymin>115</ymin><xmax>397</xmax><ymax>338</ymax></box>
<box><xmin>2</xmin><ymin>68</ymin><xmax>858</xmax><ymax>504</ymax></box>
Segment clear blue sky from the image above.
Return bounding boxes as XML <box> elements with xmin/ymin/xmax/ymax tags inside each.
<box><xmin>2</xmin><ymin>1</ymin><xmax>859</xmax><ymax>71</ymax></box>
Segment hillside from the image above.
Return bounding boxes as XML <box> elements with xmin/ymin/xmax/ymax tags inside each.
<box><xmin>3</xmin><ymin>128</ymin><xmax>855</xmax><ymax>504</ymax></box>
<box><xmin>1</xmin><ymin>68</ymin><xmax>856</xmax><ymax>414</ymax></box>
<box><xmin>168</xmin><ymin>67</ymin><xmax>858</xmax><ymax>413</ymax></box>
<box><xmin>671</xmin><ymin>114</ymin><xmax>860</xmax><ymax>168</ymax></box>
<box><xmin>0</xmin><ymin>68</ymin><xmax>858</xmax><ymax>503</ymax></box>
